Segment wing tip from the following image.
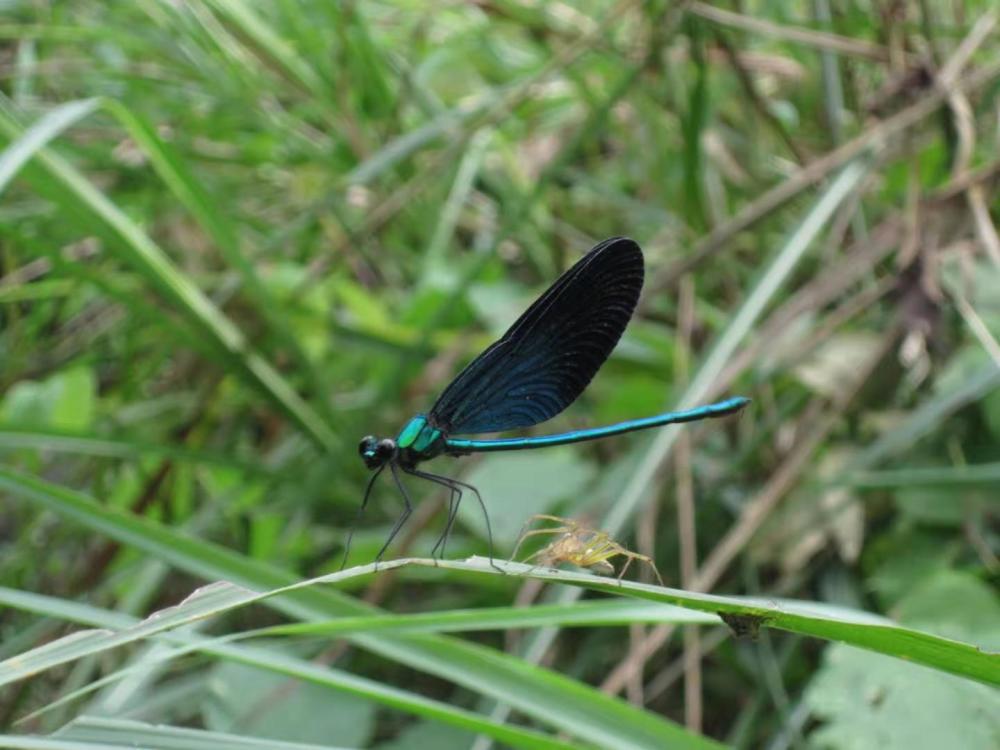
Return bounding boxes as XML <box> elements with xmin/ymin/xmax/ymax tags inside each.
<box><xmin>598</xmin><ymin>235</ymin><xmax>641</xmax><ymax>254</ymax></box>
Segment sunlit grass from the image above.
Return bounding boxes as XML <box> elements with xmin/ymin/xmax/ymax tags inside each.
<box><xmin>1</xmin><ymin>2</ymin><xmax>999</xmax><ymax>748</ymax></box>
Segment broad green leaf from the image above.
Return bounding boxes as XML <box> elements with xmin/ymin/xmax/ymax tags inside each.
<box><xmin>0</xmin><ymin>367</ymin><xmax>95</xmax><ymax>431</ymax></box>
<box><xmin>806</xmin><ymin>645</ymin><xmax>1000</xmax><ymax>750</ymax></box>
<box><xmin>204</xmin><ymin>660</ymin><xmax>376</xmax><ymax>747</ymax></box>
<box><xmin>805</xmin><ymin>571</ymin><xmax>1000</xmax><ymax>748</ymax></box>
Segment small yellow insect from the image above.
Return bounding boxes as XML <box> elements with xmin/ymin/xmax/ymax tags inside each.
<box><xmin>510</xmin><ymin>514</ymin><xmax>664</xmax><ymax>586</ymax></box>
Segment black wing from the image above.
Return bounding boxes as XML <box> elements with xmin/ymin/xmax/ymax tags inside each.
<box><xmin>428</xmin><ymin>237</ymin><xmax>644</xmax><ymax>435</ymax></box>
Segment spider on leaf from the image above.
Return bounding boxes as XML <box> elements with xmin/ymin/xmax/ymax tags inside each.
<box><xmin>510</xmin><ymin>514</ymin><xmax>664</xmax><ymax>586</ymax></box>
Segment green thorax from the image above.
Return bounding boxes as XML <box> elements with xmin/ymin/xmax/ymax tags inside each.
<box><xmin>396</xmin><ymin>415</ymin><xmax>445</xmax><ymax>464</ymax></box>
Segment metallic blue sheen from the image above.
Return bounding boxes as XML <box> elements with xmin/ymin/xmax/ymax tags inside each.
<box><xmin>444</xmin><ymin>397</ymin><xmax>749</xmax><ymax>454</ymax></box>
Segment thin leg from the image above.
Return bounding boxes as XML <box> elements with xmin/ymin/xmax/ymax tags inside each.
<box><xmin>529</xmin><ymin>514</ymin><xmax>582</xmax><ymax>527</ymax></box>
<box><xmin>429</xmin><ymin>490</ymin><xmax>457</xmax><ymax>559</ymax></box>
<box><xmin>519</xmin><ymin>547</ymin><xmax>551</xmax><ymax>576</ymax></box>
<box><xmin>437</xmin><ymin>480</ymin><xmax>464</xmax><ymax>559</ymax></box>
<box><xmin>616</xmin><ymin>555</ymin><xmax>633</xmax><ymax>586</ymax></box>
<box><xmin>385</xmin><ymin>467</ymin><xmax>463</xmax><ymax>559</ymax></box>
<box><xmin>448</xmin><ymin>475</ymin><xmax>499</xmax><ymax>571</ymax></box>
<box><xmin>647</xmin><ymin>560</ymin><xmax>665</xmax><ymax>587</ymax></box>
<box><xmin>408</xmin><ymin>468</ymin><xmax>499</xmax><ymax>572</ymax></box>
<box><xmin>425</xmin><ymin>477</ymin><xmax>463</xmax><ymax>559</ymax></box>
<box><xmin>373</xmin><ymin>462</ymin><xmax>413</xmax><ymax>562</ymax></box>
<box><xmin>340</xmin><ymin>463</ymin><xmax>386</xmax><ymax>570</ymax></box>
<box><xmin>510</xmin><ymin>525</ymin><xmax>572</xmax><ymax>562</ymax></box>
<box><xmin>509</xmin><ymin>516</ymin><xmax>539</xmax><ymax>562</ymax></box>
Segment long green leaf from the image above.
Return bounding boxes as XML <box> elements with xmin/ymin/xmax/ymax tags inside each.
<box><xmin>98</xmin><ymin>100</ymin><xmax>332</xmax><ymax>423</ymax></box>
<box><xmin>0</xmin><ymin>97</ymin><xmax>338</xmax><ymax>452</ymax></box>
<box><xmin>0</xmin><ymin>426</ymin><xmax>283</xmax><ymax>477</ymax></box>
<box><xmin>0</xmin><ymin>467</ymin><xmax>718</xmax><ymax>750</ymax></box>
<box><xmin>0</xmin><ymin>585</ymin><xmax>714</xmax><ymax>687</ymax></box>
<box><xmin>850</xmin><ymin>361</ymin><xmax>1000</xmax><ymax>470</ymax></box>
<box><xmin>838</xmin><ymin>462</ymin><xmax>1000</xmax><ymax>489</ymax></box>
<box><xmin>3</xmin><ymin>550</ymin><xmax>994</xmax><ymax>689</ymax></box>
<box><xmin>252</xmin><ymin>599</ymin><xmax>719</xmax><ymax>637</ymax></box>
<box><xmin>201</xmin><ymin>0</ymin><xmax>330</xmax><ymax>103</ymax></box>
<box><xmin>0</xmin><ymin>590</ymin><xmax>585</xmax><ymax>749</ymax></box>
<box><xmin>0</xmin><ymin>98</ymin><xmax>97</xmax><ymax>194</ymax></box>
<box><xmin>11</xmin><ymin>716</ymin><xmax>350</xmax><ymax>749</ymax></box>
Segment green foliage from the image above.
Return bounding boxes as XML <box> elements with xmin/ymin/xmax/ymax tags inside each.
<box><xmin>205</xmin><ymin>660</ymin><xmax>377</xmax><ymax>748</ymax></box>
<box><xmin>806</xmin><ymin>572</ymin><xmax>1000</xmax><ymax>749</ymax></box>
<box><xmin>1</xmin><ymin>366</ymin><xmax>95</xmax><ymax>430</ymax></box>
<box><xmin>463</xmin><ymin>449</ymin><xmax>596</xmax><ymax>545</ymax></box>
<box><xmin>1</xmin><ymin>1</ymin><xmax>999</xmax><ymax>748</ymax></box>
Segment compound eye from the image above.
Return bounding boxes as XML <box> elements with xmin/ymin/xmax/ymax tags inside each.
<box><xmin>358</xmin><ymin>436</ymin><xmax>377</xmax><ymax>457</ymax></box>
<box><xmin>377</xmin><ymin>439</ymin><xmax>396</xmax><ymax>457</ymax></box>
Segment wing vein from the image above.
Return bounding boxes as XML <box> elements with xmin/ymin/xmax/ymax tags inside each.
<box><xmin>428</xmin><ymin>237</ymin><xmax>644</xmax><ymax>435</ymax></box>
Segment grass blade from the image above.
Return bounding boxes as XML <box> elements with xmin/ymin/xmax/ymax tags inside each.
<box><xmin>0</xmin><ymin>98</ymin><xmax>97</xmax><ymax>194</ymax></box>
<box><xmin>0</xmin><ymin>467</ymin><xmax>718</xmax><ymax>750</ymax></box>
<box><xmin>0</xmin><ymin>98</ymin><xmax>338</xmax><ymax>452</ymax></box>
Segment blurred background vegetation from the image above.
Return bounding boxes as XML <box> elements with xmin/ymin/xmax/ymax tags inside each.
<box><xmin>1</xmin><ymin>1</ymin><xmax>999</xmax><ymax>748</ymax></box>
